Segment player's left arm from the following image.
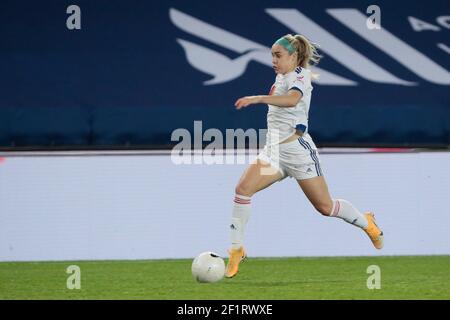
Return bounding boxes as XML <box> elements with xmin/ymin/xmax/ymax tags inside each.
<box><xmin>235</xmin><ymin>90</ymin><xmax>302</xmax><ymax>109</ymax></box>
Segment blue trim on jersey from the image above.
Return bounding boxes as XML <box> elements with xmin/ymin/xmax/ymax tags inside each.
<box><xmin>295</xmin><ymin>124</ymin><xmax>307</xmax><ymax>133</ymax></box>
<box><xmin>298</xmin><ymin>138</ymin><xmax>322</xmax><ymax>176</ymax></box>
<box><xmin>288</xmin><ymin>86</ymin><xmax>303</xmax><ymax>96</ymax></box>
<box><xmin>295</xmin><ymin>67</ymin><xmax>302</xmax><ymax>74</ymax></box>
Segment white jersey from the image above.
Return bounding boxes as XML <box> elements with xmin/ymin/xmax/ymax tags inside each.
<box><xmin>266</xmin><ymin>66</ymin><xmax>313</xmax><ymax>145</ymax></box>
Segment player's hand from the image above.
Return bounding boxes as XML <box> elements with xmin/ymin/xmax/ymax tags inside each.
<box><xmin>234</xmin><ymin>96</ymin><xmax>262</xmax><ymax>110</ymax></box>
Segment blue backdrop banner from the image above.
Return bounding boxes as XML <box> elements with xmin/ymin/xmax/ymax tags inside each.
<box><xmin>0</xmin><ymin>0</ymin><xmax>449</xmax><ymax>148</ymax></box>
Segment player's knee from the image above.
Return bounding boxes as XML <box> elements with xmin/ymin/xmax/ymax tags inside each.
<box><xmin>235</xmin><ymin>183</ymin><xmax>254</xmax><ymax>197</ymax></box>
<box><xmin>315</xmin><ymin>202</ymin><xmax>333</xmax><ymax>216</ymax></box>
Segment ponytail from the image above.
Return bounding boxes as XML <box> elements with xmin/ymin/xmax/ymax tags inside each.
<box><xmin>292</xmin><ymin>34</ymin><xmax>321</xmax><ymax>69</ymax></box>
<box><xmin>278</xmin><ymin>34</ymin><xmax>321</xmax><ymax>79</ymax></box>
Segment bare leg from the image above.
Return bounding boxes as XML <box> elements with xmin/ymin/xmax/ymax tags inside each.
<box><xmin>297</xmin><ymin>176</ymin><xmax>370</xmax><ymax>230</ymax></box>
<box><xmin>297</xmin><ymin>176</ymin><xmax>383</xmax><ymax>249</ymax></box>
<box><xmin>297</xmin><ymin>176</ymin><xmax>334</xmax><ymax>216</ymax></box>
<box><xmin>235</xmin><ymin>159</ymin><xmax>284</xmax><ymax>197</ymax></box>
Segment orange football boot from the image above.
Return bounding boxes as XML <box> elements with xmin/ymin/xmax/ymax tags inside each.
<box><xmin>225</xmin><ymin>247</ymin><xmax>246</xmax><ymax>278</ymax></box>
<box><xmin>363</xmin><ymin>212</ymin><xmax>384</xmax><ymax>249</ymax></box>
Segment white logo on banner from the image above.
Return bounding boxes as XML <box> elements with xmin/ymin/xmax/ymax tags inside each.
<box><xmin>169</xmin><ymin>8</ymin><xmax>450</xmax><ymax>86</ymax></box>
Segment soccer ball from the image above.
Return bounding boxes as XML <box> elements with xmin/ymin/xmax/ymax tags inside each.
<box><xmin>191</xmin><ymin>252</ymin><xmax>226</xmax><ymax>283</ymax></box>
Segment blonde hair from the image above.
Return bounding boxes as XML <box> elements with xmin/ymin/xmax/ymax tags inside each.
<box><xmin>282</xmin><ymin>34</ymin><xmax>321</xmax><ymax>69</ymax></box>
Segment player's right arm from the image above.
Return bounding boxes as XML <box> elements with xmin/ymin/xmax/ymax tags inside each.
<box><xmin>235</xmin><ymin>89</ymin><xmax>301</xmax><ymax>109</ymax></box>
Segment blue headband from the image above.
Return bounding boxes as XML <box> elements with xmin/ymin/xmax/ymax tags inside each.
<box><xmin>274</xmin><ymin>37</ymin><xmax>295</xmax><ymax>54</ymax></box>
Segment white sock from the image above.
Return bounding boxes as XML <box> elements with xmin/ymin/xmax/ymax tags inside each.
<box><xmin>230</xmin><ymin>194</ymin><xmax>252</xmax><ymax>249</ymax></box>
<box><xmin>329</xmin><ymin>199</ymin><xmax>368</xmax><ymax>229</ymax></box>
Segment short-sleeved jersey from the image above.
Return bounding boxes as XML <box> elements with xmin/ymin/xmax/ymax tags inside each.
<box><xmin>266</xmin><ymin>66</ymin><xmax>313</xmax><ymax>145</ymax></box>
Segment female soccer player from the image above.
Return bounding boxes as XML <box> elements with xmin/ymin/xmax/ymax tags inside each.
<box><xmin>225</xmin><ymin>34</ymin><xmax>384</xmax><ymax>278</ymax></box>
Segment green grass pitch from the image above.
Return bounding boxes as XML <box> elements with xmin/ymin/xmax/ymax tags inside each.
<box><xmin>1</xmin><ymin>256</ymin><xmax>449</xmax><ymax>299</ymax></box>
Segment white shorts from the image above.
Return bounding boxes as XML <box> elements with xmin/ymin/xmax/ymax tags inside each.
<box><xmin>257</xmin><ymin>133</ymin><xmax>323</xmax><ymax>181</ymax></box>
